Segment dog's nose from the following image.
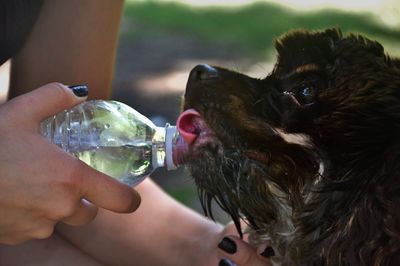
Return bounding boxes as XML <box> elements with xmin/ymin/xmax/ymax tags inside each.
<box><xmin>189</xmin><ymin>64</ymin><xmax>219</xmax><ymax>81</ymax></box>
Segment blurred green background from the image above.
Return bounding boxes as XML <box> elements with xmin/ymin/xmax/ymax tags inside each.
<box><xmin>111</xmin><ymin>0</ymin><xmax>400</xmax><ymax>223</ymax></box>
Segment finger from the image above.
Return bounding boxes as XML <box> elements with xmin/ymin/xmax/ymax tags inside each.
<box><xmin>7</xmin><ymin>83</ymin><xmax>88</xmax><ymax>122</ymax></box>
<box><xmin>0</xmin><ymin>228</ymin><xmax>27</xmax><ymax>245</ymax></box>
<box><xmin>218</xmin><ymin>236</ymin><xmax>273</xmax><ymax>266</ymax></box>
<box><xmin>61</xmin><ymin>199</ymin><xmax>98</xmax><ymax>226</ymax></box>
<box><xmin>223</xmin><ymin>220</ymin><xmax>250</xmax><ymax>242</ymax></box>
<box><xmin>0</xmin><ymin>235</ymin><xmax>30</xmax><ymax>245</ymax></box>
<box><xmin>28</xmin><ymin>220</ymin><xmax>56</xmax><ymax>240</ymax></box>
<box><xmin>0</xmin><ymin>219</ymin><xmax>55</xmax><ymax>244</ymax></box>
<box><xmin>78</xmin><ymin>164</ymin><xmax>142</xmax><ymax>213</ymax></box>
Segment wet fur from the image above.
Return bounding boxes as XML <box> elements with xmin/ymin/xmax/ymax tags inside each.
<box><xmin>183</xmin><ymin>29</ymin><xmax>400</xmax><ymax>265</ymax></box>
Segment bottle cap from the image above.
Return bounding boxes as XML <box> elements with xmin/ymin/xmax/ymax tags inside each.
<box><xmin>165</xmin><ymin>124</ymin><xmax>177</xmax><ymax>170</ymax></box>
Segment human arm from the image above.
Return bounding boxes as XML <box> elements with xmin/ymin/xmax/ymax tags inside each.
<box><xmin>57</xmin><ymin>179</ymin><xmax>224</xmax><ymax>266</ymax></box>
<box><xmin>57</xmin><ymin>179</ymin><xmax>274</xmax><ymax>266</ymax></box>
<box><xmin>8</xmin><ymin>0</ymin><xmax>123</xmax><ymax>99</ymax></box>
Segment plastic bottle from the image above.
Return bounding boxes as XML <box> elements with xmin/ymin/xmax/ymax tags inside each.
<box><xmin>40</xmin><ymin>100</ymin><xmax>187</xmax><ymax>186</ymax></box>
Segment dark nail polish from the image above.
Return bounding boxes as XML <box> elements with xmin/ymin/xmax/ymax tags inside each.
<box><xmin>260</xmin><ymin>246</ymin><xmax>275</xmax><ymax>258</ymax></box>
<box><xmin>219</xmin><ymin>258</ymin><xmax>235</xmax><ymax>266</ymax></box>
<box><xmin>218</xmin><ymin>237</ymin><xmax>237</xmax><ymax>254</ymax></box>
<box><xmin>68</xmin><ymin>85</ymin><xmax>88</xmax><ymax>97</ymax></box>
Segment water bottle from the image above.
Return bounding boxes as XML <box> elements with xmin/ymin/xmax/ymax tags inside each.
<box><xmin>40</xmin><ymin>100</ymin><xmax>187</xmax><ymax>186</ymax></box>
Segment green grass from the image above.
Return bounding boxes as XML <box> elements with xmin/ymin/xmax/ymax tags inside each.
<box><xmin>167</xmin><ymin>185</ymin><xmax>198</xmax><ymax>205</ymax></box>
<box><xmin>123</xmin><ymin>1</ymin><xmax>400</xmax><ymax>58</ymax></box>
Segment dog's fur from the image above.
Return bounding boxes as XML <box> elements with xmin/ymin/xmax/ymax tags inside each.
<box><xmin>183</xmin><ymin>29</ymin><xmax>400</xmax><ymax>265</ymax></box>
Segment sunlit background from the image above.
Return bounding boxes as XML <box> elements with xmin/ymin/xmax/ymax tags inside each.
<box><xmin>1</xmin><ymin>0</ymin><xmax>399</xmax><ymax>222</ymax></box>
<box><xmin>164</xmin><ymin>0</ymin><xmax>400</xmax><ymax>27</ymax></box>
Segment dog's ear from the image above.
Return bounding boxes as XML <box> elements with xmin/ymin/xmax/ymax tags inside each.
<box><xmin>388</xmin><ymin>57</ymin><xmax>400</xmax><ymax>70</ymax></box>
<box><xmin>333</xmin><ymin>32</ymin><xmax>385</xmax><ymax>60</ymax></box>
<box><xmin>273</xmin><ymin>28</ymin><xmax>343</xmax><ymax>71</ymax></box>
<box><xmin>323</xmin><ymin>28</ymin><xmax>342</xmax><ymax>50</ymax></box>
<box><xmin>356</xmin><ymin>35</ymin><xmax>384</xmax><ymax>57</ymax></box>
<box><xmin>321</xmin><ymin>29</ymin><xmax>385</xmax><ymax>61</ymax></box>
<box><xmin>323</xmin><ymin>28</ymin><xmax>342</xmax><ymax>40</ymax></box>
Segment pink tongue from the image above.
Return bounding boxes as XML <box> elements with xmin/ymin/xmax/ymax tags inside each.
<box><xmin>176</xmin><ymin>109</ymin><xmax>202</xmax><ymax>145</ymax></box>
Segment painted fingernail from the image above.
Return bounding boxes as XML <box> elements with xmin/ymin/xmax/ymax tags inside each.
<box><xmin>260</xmin><ymin>246</ymin><xmax>275</xmax><ymax>258</ymax></box>
<box><xmin>219</xmin><ymin>258</ymin><xmax>236</xmax><ymax>266</ymax></box>
<box><xmin>68</xmin><ymin>85</ymin><xmax>88</xmax><ymax>97</ymax></box>
<box><xmin>218</xmin><ymin>237</ymin><xmax>237</xmax><ymax>254</ymax></box>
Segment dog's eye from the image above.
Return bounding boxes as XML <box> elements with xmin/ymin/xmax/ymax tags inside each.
<box><xmin>301</xmin><ymin>86</ymin><xmax>313</xmax><ymax>97</ymax></box>
<box><xmin>284</xmin><ymin>83</ymin><xmax>317</xmax><ymax>105</ymax></box>
<box><xmin>300</xmin><ymin>85</ymin><xmax>316</xmax><ymax>101</ymax></box>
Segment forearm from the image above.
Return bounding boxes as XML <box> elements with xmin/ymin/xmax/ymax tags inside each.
<box><xmin>9</xmin><ymin>0</ymin><xmax>124</xmax><ymax>99</ymax></box>
<box><xmin>57</xmin><ymin>179</ymin><xmax>224</xmax><ymax>266</ymax></box>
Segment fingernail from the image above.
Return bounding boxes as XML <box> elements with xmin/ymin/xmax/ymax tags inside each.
<box><xmin>260</xmin><ymin>246</ymin><xmax>275</xmax><ymax>258</ymax></box>
<box><xmin>68</xmin><ymin>85</ymin><xmax>88</xmax><ymax>97</ymax></box>
<box><xmin>219</xmin><ymin>258</ymin><xmax>236</xmax><ymax>266</ymax></box>
<box><xmin>218</xmin><ymin>237</ymin><xmax>237</xmax><ymax>254</ymax></box>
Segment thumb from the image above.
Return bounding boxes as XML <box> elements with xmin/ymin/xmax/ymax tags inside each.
<box><xmin>8</xmin><ymin>83</ymin><xmax>88</xmax><ymax>122</ymax></box>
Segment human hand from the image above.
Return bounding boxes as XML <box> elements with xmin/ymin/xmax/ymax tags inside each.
<box><xmin>217</xmin><ymin>235</ymin><xmax>273</xmax><ymax>266</ymax></box>
<box><xmin>216</xmin><ymin>223</ymin><xmax>273</xmax><ymax>266</ymax></box>
<box><xmin>0</xmin><ymin>83</ymin><xmax>141</xmax><ymax>245</ymax></box>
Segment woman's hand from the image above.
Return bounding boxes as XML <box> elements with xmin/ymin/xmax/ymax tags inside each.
<box><xmin>0</xmin><ymin>83</ymin><xmax>140</xmax><ymax>245</ymax></box>
<box><xmin>218</xmin><ymin>235</ymin><xmax>274</xmax><ymax>266</ymax></box>
<box><xmin>216</xmin><ymin>223</ymin><xmax>274</xmax><ymax>266</ymax></box>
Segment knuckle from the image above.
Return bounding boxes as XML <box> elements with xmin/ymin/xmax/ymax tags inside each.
<box><xmin>48</xmin><ymin>82</ymin><xmax>64</xmax><ymax>88</ymax></box>
<box><xmin>63</xmin><ymin>202</ymin><xmax>78</xmax><ymax>217</ymax></box>
<box><xmin>67</xmin><ymin>162</ymin><xmax>85</xmax><ymax>195</ymax></box>
<box><xmin>47</xmin><ymin>185</ymin><xmax>81</xmax><ymax>220</ymax></box>
<box><xmin>62</xmin><ymin>172</ymin><xmax>80</xmax><ymax>191</ymax></box>
<box><xmin>49</xmin><ymin>82</ymin><xmax>68</xmax><ymax>95</ymax></box>
<box><xmin>57</xmin><ymin>162</ymin><xmax>83</xmax><ymax>194</ymax></box>
<box><xmin>50</xmin><ymin>82</ymin><xmax>75</xmax><ymax>104</ymax></box>
<box><xmin>32</xmin><ymin>226</ymin><xmax>54</xmax><ymax>240</ymax></box>
<box><xmin>52</xmin><ymin>201</ymin><xmax>77</xmax><ymax>220</ymax></box>
<box><xmin>42</xmin><ymin>82</ymin><xmax>74</xmax><ymax>106</ymax></box>
<box><xmin>48</xmin><ymin>211</ymin><xmax>64</xmax><ymax>221</ymax></box>
<box><xmin>46</xmin><ymin>163</ymin><xmax>84</xmax><ymax>220</ymax></box>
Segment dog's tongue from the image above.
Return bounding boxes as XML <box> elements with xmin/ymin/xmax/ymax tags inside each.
<box><xmin>177</xmin><ymin>109</ymin><xmax>202</xmax><ymax>144</ymax></box>
<box><xmin>173</xmin><ymin>109</ymin><xmax>216</xmax><ymax>166</ymax></box>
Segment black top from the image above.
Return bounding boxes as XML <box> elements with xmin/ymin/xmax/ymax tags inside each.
<box><xmin>0</xmin><ymin>0</ymin><xmax>43</xmax><ymax>65</ymax></box>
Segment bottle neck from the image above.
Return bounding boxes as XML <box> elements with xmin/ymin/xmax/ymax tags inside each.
<box><xmin>164</xmin><ymin>124</ymin><xmax>177</xmax><ymax>170</ymax></box>
<box><xmin>151</xmin><ymin>126</ymin><xmax>167</xmax><ymax>169</ymax></box>
<box><xmin>152</xmin><ymin>124</ymin><xmax>188</xmax><ymax>171</ymax></box>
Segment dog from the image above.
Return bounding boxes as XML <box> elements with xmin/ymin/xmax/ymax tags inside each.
<box><xmin>177</xmin><ymin>28</ymin><xmax>400</xmax><ymax>265</ymax></box>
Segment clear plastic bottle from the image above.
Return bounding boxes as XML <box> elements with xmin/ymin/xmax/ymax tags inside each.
<box><xmin>40</xmin><ymin>100</ymin><xmax>187</xmax><ymax>186</ymax></box>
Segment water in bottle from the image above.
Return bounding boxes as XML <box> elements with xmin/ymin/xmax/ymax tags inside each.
<box><xmin>40</xmin><ymin>100</ymin><xmax>187</xmax><ymax>186</ymax></box>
